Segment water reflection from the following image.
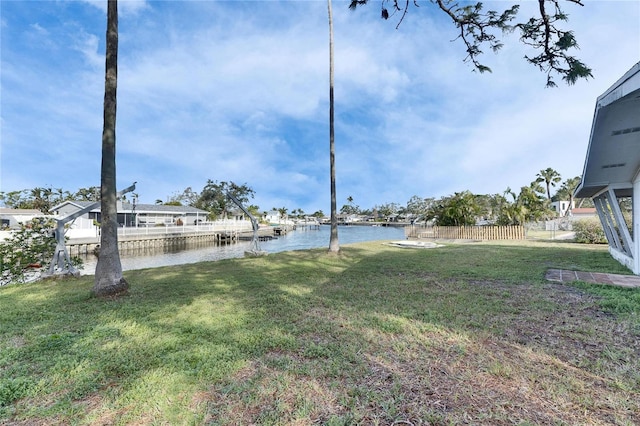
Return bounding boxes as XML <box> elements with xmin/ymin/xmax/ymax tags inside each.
<box><xmin>80</xmin><ymin>225</ymin><xmax>406</xmax><ymax>275</ymax></box>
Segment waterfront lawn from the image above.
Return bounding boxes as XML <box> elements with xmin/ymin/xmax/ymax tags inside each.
<box><xmin>1</xmin><ymin>240</ymin><xmax>639</xmax><ymax>425</ymax></box>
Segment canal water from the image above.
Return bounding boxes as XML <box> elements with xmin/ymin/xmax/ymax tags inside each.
<box><xmin>80</xmin><ymin>225</ymin><xmax>406</xmax><ymax>275</ymax></box>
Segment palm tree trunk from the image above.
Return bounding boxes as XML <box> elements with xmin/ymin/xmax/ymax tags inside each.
<box><xmin>93</xmin><ymin>0</ymin><xmax>128</xmax><ymax>296</ymax></box>
<box><xmin>328</xmin><ymin>0</ymin><xmax>339</xmax><ymax>253</ymax></box>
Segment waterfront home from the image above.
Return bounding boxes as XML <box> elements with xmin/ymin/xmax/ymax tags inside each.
<box><xmin>50</xmin><ymin>201</ymin><xmax>209</xmax><ymax>227</ymax></box>
<box><xmin>263</xmin><ymin>210</ymin><xmax>295</xmax><ymax>226</ymax></box>
<box><xmin>0</xmin><ymin>208</ymin><xmax>50</xmax><ymax>229</ymax></box>
<box><xmin>340</xmin><ymin>214</ymin><xmax>362</xmax><ymax>224</ymax></box>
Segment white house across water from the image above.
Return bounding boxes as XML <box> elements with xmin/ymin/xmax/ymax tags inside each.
<box><xmin>50</xmin><ymin>201</ymin><xmax>209</xmax><ymax>227</ymax></box>
<box><xmin>0</xmin><ymin>208</ymin><xmax>51</xmax><ymax>229</ymax></box>
<box><xmin>575</xmin><ymin>62</ymin><xmax>640</xmax><ymax>274</ymax></box>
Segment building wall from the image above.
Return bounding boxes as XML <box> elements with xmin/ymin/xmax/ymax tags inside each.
<box><xmin>634</xmin><ymin>177</ymin><xmax>640</xmax><ymax>274</ymax></box>
<box><xmin>0</xmin><ymin>210</ymin><xmax>46</xmax><ymax>229</ymax></box>
<box><xmin>551</xmin><ymin>201</ymin><xmax>574</xmax><ymax>217</ymax></box>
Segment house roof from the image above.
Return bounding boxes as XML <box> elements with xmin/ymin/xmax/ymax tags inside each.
<box><xmin>0</xmin><ymin>208</ymin><xmax>43</xmax><ymax>215</ymax></box>
<box><xmin>50</xmin><ymin>201</ymin><xmax>207</xmax><ymax>215</ymax></box>
<box><xmin>571</xmin><ymin>208</ymin><xmax>597</xmax><ymax>215</ymax></box>
<box><xmin>49</xmin><ymin>201</ymin><xmax>96</xmax><ymax>212</ymax></box>
<box><xmin>575</xmin><ymin>62</ymin><xmax>640</xmax><ymax>199</ymax></box>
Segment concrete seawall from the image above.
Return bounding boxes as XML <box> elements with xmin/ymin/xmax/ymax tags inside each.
<box><xmin>66</xmin><ymin>227</ymin><xmax>280</xmax><ymax>257</ymax></box>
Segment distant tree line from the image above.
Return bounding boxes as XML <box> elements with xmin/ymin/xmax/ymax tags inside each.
<box><xmin>340</xmin><ymin>168</ymin><xmax>591</xmax><ymax>226</ymax></box>
<box><xmin>1</xmin><ymin>168</ymin><xmax>589</xmax><ymax>226</ymax></box>
<box><xmin>0</xmin><ymin>186</ymin><xmax>101</xmax><ymax>213</ymax></box>
<box><xmin>161</xmin><ymin>180</ymin><xmax>327</xmax><ymax>221</ymax></box>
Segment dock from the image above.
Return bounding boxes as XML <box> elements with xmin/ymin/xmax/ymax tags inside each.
<box><xmin>66</xmin><ymin>224</ymin><xmax>298</xmax><ymax>256</ymax></box>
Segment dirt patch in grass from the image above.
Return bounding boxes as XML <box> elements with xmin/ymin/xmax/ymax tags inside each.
<box><xmin>207</xmin><ymin>352</ymin><xmax>351</xmax><ymax>424</ymax></box>
<box><xmin>206</xmin><ymin>280</ymin><xmax>640</xmax><ymax>425</ymax></box>
<box><xmin>353</xmin><ymin>333</ymin><xmax>637</xmax><ymax>425</ymax></box>
<box><xmin>474</xmin><ymin>281</ymin><xmax>640</xmax><ymax>378</ymax></box>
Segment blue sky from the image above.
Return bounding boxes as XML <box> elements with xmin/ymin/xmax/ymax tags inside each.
<box><xmin>1</xmin><ymin>1</ymin><xmax>639</xmax><ymax>214</ymax></box>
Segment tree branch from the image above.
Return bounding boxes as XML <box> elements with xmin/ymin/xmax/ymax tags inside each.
<box><xmin>349</xmin><ymin>0</ymin><xmax>592</xmax><ymax>86</ymax></box>
<box><xmin>517</xmin><ymin>0</ymin><xmax>591</xmax><ymax>86</ymax></box>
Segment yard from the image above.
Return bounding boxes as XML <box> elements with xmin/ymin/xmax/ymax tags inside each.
<box><xmin>1</xmin><ymin>239</ymin><xmax>639</xmax><ymax>425</ymax></box>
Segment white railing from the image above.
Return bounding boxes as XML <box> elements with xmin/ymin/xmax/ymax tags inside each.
<box><xmin>118</xmin><ymin>219</ymin><xmax>253</xmax><ymax>236</ymax></box>
<box><xmin>0</xmin><ymin>219</ymin><xmax>254</xmax><ymax>242</ymax></box>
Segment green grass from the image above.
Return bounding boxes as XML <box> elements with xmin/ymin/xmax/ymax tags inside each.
<box><xmin>1</xmin><ymin>240</ymin><xmax>639</xmax><ymax>425</ymax></box>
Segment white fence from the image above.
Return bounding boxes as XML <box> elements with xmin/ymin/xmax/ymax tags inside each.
<box><xmin>406</xmin><ymin>225</ymin><xmax>525</xmax><ymax>240</ymax></box>
<box><xmin>116</xmin><ymin>219</ymin><xmax>253</xmax><ymax>237</ymax></box>
<box><xmin>1</xmin><ymin>219</ymin><xmax>254</xmax><ymax>242</ymax></box>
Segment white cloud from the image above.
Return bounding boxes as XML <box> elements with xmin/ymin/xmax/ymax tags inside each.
<box><xmin>29</xmin><ymin>22</ymin><xmax>49</xmax><ymax>36</ymax></box>
<box><xmin>72</xmin><ymin>29</ymin><xmax>102</xmax><ymax>68</ymax></box>
<box><xmin>1</xmin><ymin>0</ymin><xmax>639</xmax><ymax>214</ymax></box>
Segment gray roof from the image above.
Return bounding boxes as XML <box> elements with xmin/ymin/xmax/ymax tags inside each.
<box><xmin>52</xmin><ymin>201</ymin><xmax>207</xmax><ymax>215</ymax></box>
<box><xmin>129</xmin><ymin>203</ymin><xmax>208</xmax><ymax>214</ymax></box>
<box><xmin>0</xmin><ymin>208</ymin><xmax>43</xmax><ymax>215</ymax></box>
<box><xmin>575</xmin><ymin>62</ymin><xmax>640</xmax><ymax>199</ymax></box>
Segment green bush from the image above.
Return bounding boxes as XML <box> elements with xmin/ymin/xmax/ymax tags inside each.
<box><xmin>0</xmin><ymin>218</ymin><xmax>82</xmax><ymax>286</ymax></box>
<box><xmin>573</xmin><ymin>219</ymin><xmax>607</xmax><ymax>244</ymax></box>
<box><xmin>0</xmin><ymin>217</ymin><xmax>56</xmax><ymax>285</ymax></box>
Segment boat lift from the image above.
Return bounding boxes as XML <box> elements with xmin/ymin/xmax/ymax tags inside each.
<box><xmin>43</xmin><ymin>182</ymin><xmax>136</xmax><ymax>277</ymax></box>
<box><xmin>225</xmin><ymin>191</ymin><xmax>267</xmax><ymax>257</ymax></box>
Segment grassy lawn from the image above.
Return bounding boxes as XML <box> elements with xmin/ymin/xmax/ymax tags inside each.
<box><xmin>525</xmin><ymin>229</ymin><xmax>575</xmax><ymax>240</ymax></box>
<box><xmin>1</xmin><ymin>240</ymin><xmax>639</xmax><ymax>425</ymax></box>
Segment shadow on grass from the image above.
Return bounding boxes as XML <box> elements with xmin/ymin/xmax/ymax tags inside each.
<box><xmin>1</xmin><ymin>241</ymin><xmax>639</xmax><ymax>424</ymax></box>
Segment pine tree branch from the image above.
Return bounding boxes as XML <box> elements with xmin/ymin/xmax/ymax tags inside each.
<box><xmin>349</xmin><ymin>0</ymin><xmax>592</xmax><ymax>86</ymax></box>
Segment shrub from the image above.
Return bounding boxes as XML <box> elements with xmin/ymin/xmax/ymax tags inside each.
<box><xmin>0</xmin><ymin>218</ymin><xmax>82</xmax><ymax>286</ymax></box>
<box><xmin>0</xmin><ymin>217</ymin><xmax>56</xmax><ymax>285</ymax></box>
<box><xmin>573</xmin><ymin>219</ymin><xmax>607</xmax><ymax>244</ymax></box>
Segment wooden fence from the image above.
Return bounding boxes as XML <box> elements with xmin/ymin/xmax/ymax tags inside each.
<box><xmin>405</xmin><ymin>225</ymin><xmax>525</xmax><ymax>240</ymax></box>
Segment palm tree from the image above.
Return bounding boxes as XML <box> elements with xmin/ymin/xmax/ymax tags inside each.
<box><xmin>501</xmin><ymin>188</ymin><xmax>528</xmax><ymax>226</ymax></box>
<box><xmin>93</xmin><ymin>0</ymin><xmax>128</xmax><ymax>297</ymax></box>
<box><xmin>536</xmin><ymin>168</ymin><xmax>561</xmax><ymax>200</ymax></box>
<box><xmin>328</xmin><ymin>0</ymin><xmax>339</xmax><ymax>253</ymax></box>
<box><xmin>519</xmin><ymin>182</ymin><xmax>550</xmax><ymax>222</ymax></box>
<box><xmin>278</xmin><ymin>207</ymin><xmax>288</xmax><ymax>222</ymax></box>
<box><xmin>74</xmin><ymin>187</ymin><xmax>100</xmax><ymax>201</ymax></box>
<box><xmin>53</xmin><ymin>188</ymin><xmax>70</xmax><ymax>206</ymax></box>
<box><xmin>30</xmin><ymin>187</ymin><xmax>50</xmax><ymax>213</ymax></box>
<box><xmin>557</xmin><ymin>176</ymin><xmax>581</xmax><ymax>215</ymax></box>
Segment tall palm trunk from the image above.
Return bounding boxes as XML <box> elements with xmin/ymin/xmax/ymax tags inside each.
<box><xmin>328</xmin><ymin>0</ymin><xmax>339</xmax><ymax>253</ymax></box>
<box><xmin>93</xmin><ymin>0</ymin><xmax>128</xmax><ymax>296</ymax></box>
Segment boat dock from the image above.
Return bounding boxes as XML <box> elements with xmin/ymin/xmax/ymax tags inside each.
<box><xmin>66</xmin><ymin>225</ymin><xmax>295</xmax><ymax>256</ymax></box>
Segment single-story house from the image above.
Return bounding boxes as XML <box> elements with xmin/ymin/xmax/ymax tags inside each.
<box><xmin>263</xmin><ymin>211</ymin><xmax>281</xmax><ymax>225</ymax></box>
<box><xmin>550</xmin><ymin>201</ymin><xmax>597</xmax><ymax>219</ymax></box>
<box><xmin>575</xmin><ymin>61</ymin><xmax>640</xmax><ymax>273</ymax></box>
<box><xmin>0</xmin><ymin>208</ymin><xmax>49</xmax><ymax>229</ymax></box>
<box><xmin>263</xmin><ymin>210</ymin><xmax>295</xmax><ymax>225</ymax></box>
<box><xmin>50</xmin><ymin>201</ymin><xmax>209</xmax><ymax>227</ymax></box>
<box><xmin>339</xmin><ymin>214</ymin><xmax>363</xmax><ymax>224</ymax></box>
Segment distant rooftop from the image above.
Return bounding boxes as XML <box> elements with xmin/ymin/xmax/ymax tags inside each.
<box><xmin>51</xmin><ymin>201</ymin><xmax>207</xmax><ymax>214</ymax></box>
